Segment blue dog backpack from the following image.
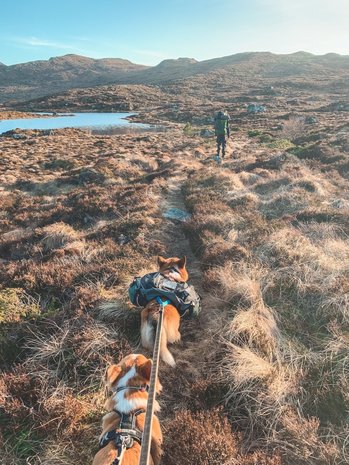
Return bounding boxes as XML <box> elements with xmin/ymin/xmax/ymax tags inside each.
<box><xmin>128</xmin><ymin>272</ymin><xmax>201</xmax><ymax>319</ymax></box>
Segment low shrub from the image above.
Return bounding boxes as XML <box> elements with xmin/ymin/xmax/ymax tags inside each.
<box><xmin>267</xmin><ymin>139</ymin><xmax>294</xmax><ymax>150</ymax></box>
<box><xmin>248</xmin><ymin>129</ymin><xmax>262</xmax><ymax>137</ymax></box>
<box><xmin>163</xmin><ymin>408</ymin><xmax>238</xmax><ymax>465</ymax></box>
<box><xmin>259</xmin><ymin>133</ymin><xmax>274</xmax><ymax>143</ymax></box>
<box><xmin>0</xmin><ymin>288</ymin><xmax>40</xmax><ymax>324</ymax></box>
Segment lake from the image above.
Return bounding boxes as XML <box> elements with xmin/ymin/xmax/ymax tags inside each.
<box><xmin>0</xmin><ymin>112</ymin><xmax>150</xmax><ymax>134</ymax></box>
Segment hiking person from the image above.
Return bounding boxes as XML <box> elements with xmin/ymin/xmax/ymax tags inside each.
<box><xmin>214</xmin><ymin>110</ymin><xmax>230</xmax><ymax>159</ymax></box>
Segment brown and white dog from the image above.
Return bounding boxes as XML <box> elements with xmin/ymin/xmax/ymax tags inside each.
<box><xmin>93</xmin><ymin>354</ymin><xmax>162</xmax><ymax>465</ymax></box>
<box><xmin>141</xmin><ymin>256</ymin><xmax>188</xmax><ymax>367</ymax></box>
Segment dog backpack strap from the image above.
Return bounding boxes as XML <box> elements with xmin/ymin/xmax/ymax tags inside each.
<box><xmin>99</xmin><ymin>430</ymin><xmax>123</xmax><ymax>449</ymax></box>
<box><xmin>128</xmin><ymin>277</ymin><xmax>143</xmax><ymax>306</ymax></box>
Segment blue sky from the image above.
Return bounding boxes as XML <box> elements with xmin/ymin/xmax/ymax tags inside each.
<box><xmin>1</xmin><ymin>0</ymin><xmax>348</xmax><ymax>65</ymax></box>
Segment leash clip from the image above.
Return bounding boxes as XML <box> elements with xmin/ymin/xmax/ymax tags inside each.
<box><xmin>155</xmin><ymin>296</ymin><xmax>170</xmax><ymax>307</ymax></box>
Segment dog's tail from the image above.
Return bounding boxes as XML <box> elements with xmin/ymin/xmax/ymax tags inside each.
<box><xmin>141</xmin><ymin>306</ymin><xmax>176</xmax><ymax>367</ymax></box>
<box><xmin>141</xmin><ymin>314</ymin><xmax>155</xmax><ymax>350</ymax></box>
<box><xmin>160</xmin><ymin>327</ymin><xmax>176</xmax><ymax>367</ymax></box>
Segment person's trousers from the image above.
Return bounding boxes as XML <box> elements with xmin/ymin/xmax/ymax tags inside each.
<box><xmin>216</xmin><ymin>135</ymin><xmax>226</xmax><ymax>157</ymax></box>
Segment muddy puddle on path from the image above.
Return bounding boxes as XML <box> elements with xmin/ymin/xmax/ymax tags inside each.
<box><xmin>163</xmin><ymin>207</ymin><xmax>191</xmax><ymax>221</ymax></box>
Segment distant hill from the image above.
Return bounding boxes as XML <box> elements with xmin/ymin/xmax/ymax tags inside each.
<box><xmin>0</xmin><ymin>54</ymin><xmax>147</xmax><ymax>103</ymax></box>
<box><xmin>136</xmin><ymin>51</ymin><xmax>349</xmax><ymax>83</ymax></box>
<box><xmin>1</xmin><ymin>52</ymin><xmax>349</xmax><ymax>104</ymax></box>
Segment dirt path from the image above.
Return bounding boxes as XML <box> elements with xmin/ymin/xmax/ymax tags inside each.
<box><xmin>159</xmin><ymin>175</ymin><xmax>202</xmax><ymax>289</ymax></box>
<box><xmin>148</xmin><ymin>163</ymin><xmax>215</xmax><ymax>417</ymax></box>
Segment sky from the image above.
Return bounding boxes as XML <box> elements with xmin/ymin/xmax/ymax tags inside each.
<box><xmin>1</xmin><ymin>0</ymin><xmax>348</xmax><ymax>66</ymax></box>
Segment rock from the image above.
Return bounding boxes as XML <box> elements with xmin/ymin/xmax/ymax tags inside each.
<box><xmin>1</xmin><ymin>228</ymin><xmax>33</xmax><ymax>242</ymax></box>
<box><xmin>77</xmin><ymin>168</ymin><xmax>106</xmax><ymax>184</ymax></box>
<box><xmin>1</xmin><ymin>130</ymin><xmax>27</xmax><ymax>139</ymax></box>
<box><xmin>118</xmin><ymin>234</ymin><xmax>128</xmax><ymax>245</ymax></box>
<box><xmin>247</xmin><ymin>104</ymin><xmax>266</xmax><ymax>114</ymax></box>
<box><xmin>331</xmin><ymin>199</ymin><xmax>349</xmax><ymax>209</ymax></box>
<box><xmin>200</xmin><ymin>129</ymin><xmax>214</xmax><ymax>138</ymax></box>
<box><xmin>163</xmin><ymin>208</ymin><xmax>191</xmax><ymax>222</ymax></box>
<box><xmin>194</xmin><ymin>148</ymin><xmax>206</xmax><ymax>158</ymax></box>
<box><xmin>305</xmin><ymin>116</ymin><xmax>318</xmax><ymax>124</ymax></box>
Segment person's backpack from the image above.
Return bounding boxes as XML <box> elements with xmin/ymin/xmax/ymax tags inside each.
<box><xmin>214</xmin><ymin>112</ymin><xmax>229</xmax><ymax>136</ymax></box>
<box><xmin>128</xmin><ymin>272</ymin><xmax>201</xmax><ymax>319</ymax></box>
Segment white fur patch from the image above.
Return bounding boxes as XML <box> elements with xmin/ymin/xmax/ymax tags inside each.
<box><xmin>112</xmin><ymin>364</ymin><xmax>160</xmax><ymax>413</ymax></box>
<box><xmin>113</xmin><ymin>393</ymin><xmax>148</xmax><ymax>413</ymax></box>
<box><xmin>117</xmin><ymin>366</ymin><xmax>137</xmax><ymax>388</ymax></box>
<box><xmin>160</xmin><ymin>348</ymin><xmax>176</xmax><ymax>367</ymax></box>
<box><xmin>141</xmin><ymin>321</ymin><xmax>154</xmax><ymax>349</ymax></box>
<box><xmin>168</xmin><ymin>270</ymin><xmax>180</xmax><ymax>281</ymax></box>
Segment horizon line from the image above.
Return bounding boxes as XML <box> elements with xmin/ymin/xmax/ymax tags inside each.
<box><xmin>1</xmin><ymin>50</ymin><xmax>348</xmax><ymax>67</ymax></box>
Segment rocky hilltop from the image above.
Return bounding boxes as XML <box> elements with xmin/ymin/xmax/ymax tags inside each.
<box><xmin>1</xmin><ymin>52</ymin><xmax>348</xmax><ymax>104</ymax></box>
<box><xmin>128</xmin><ymin>51</ymin><xmax>349</xmax><ymax>84</ymax></box>
<box><xmin>0</xmin><ymin>54</ymin><xmax>147</xmax><ymax>102</ymax></box>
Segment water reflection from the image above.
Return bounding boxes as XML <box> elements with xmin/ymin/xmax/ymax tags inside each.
<box><xmin>0</xmin><ymin>112</ymin><xmax>151</xmax><ymax>134</ymax></box>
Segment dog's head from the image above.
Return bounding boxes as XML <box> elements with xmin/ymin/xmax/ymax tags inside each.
<box><xmin>157</xmin><ymin>255</ymin><xmax>188</xmax><ymax>282</ymax></box>
<box><xmin>106</xmin><ymin>353</ymin><xmax>161</xmax><ymax>394</ymax></box>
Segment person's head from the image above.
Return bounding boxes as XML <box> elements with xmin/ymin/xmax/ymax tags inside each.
<box><xmin>216</xmin><ymin>110</ymin><xmax>228</xmax><ymax>120</ymax></box>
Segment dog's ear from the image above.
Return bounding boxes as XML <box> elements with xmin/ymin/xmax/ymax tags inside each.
<box><xmin>157</xmin><ymin>256</ymin><xmax>167</xmax><ymax>267</ymax></box>
<box><xmin>106</xmin><ymin>364</ymin><xmax>122</xmax><ymax>387</ymax></box>
<box><xmin>178</xmin><ymin>256</ymin><xmax>187</xmax><ymax>269</ymax></box>
<box><xmin>138</xmin><ymin>359</ymin><xmax>152</xmax><ymax>381</ymax></box>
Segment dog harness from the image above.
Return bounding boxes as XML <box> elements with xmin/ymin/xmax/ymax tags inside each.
<box><xmin>99</xmin><ymin>384</ymin><xmax>149</xmax><ymax>465</ymax></box>
<box><xmin>99</xmin><ymin>409</ymin><xmax>145</xmax><ymax>465</ymax></box>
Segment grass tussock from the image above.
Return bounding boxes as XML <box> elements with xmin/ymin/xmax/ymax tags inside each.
<box><xmin>24</xmin><ymin>316</ymin><xmax>131</xmax><ymax>388</ymax></box>
<box><xmin>183</xmin><ymin>154</ymin><xmax>349</xmax><ymax>464</ymax></box>
<box><xmin>39</xmin><ymin>222</ymin><xmax>81</xmax><ymax>252</ymax></box>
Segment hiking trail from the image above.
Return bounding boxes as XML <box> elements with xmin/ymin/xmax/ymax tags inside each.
<box><xmin>148</xmin><ymin>161</ymin><xmax>214</xmax><ymax>417</ymax></box>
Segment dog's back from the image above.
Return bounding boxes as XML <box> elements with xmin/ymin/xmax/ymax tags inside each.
<box><xmin>140</xmin><ymin>256</ymin><xmax>188</xmax><ymax>367</ymax></box>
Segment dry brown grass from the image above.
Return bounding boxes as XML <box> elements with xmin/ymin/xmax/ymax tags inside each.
<box><xmin>163</xmin><ymin>408</ymin><xmax>281</xmax><ymax>465</ymax></box>
<box><xmin>1</xmin><ymin>116</ymin><xmax>348</xmax><ymax>465</ymax></box>
<box><xmin>182</xmin><ymin>150</ymin><xmax>349</xmax><ymax>464</ymax></box>
<box><xmin>280</xmin><ymin>116</ymin><xmax>307</xmax><ymax>141</ymax></box>
<box><xmin>223</xmin><ymin>343</ymin><xmax>275</xmax><ymax>388</ymax></box>
<box><xmin>39</xmin><ymin>222</ymin><xmax>80</xmax><ymax>251</ymax></box>
<box><xmin>24</xmin><ymin>317</ymin><xmax>131</xmax><ymax>388</ymax></box>
<box><xmin>0</xmin><ymin>128</ymin><xmax>180</xmax><ymax>464</ymax></box>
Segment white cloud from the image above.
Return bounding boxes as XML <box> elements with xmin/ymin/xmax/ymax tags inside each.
<box><xmin>14</xmin><ymin>36</ymin><xmax>75</xmax><ymax>49</ymax></box>
<box><xmin>10</xmin><ymin>36</ymin><xmax>105</xmax><ymax>58</ymax></box>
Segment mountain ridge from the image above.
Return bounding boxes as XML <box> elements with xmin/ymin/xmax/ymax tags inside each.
<box><xmin>1</xmin><ymin>51</ymin><xmax>349</xmax><ymax>104</ymax></box>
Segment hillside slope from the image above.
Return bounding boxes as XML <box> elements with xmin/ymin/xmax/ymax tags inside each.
<box><xmin>0</xmin><ymin>54</ymin><xmax>147</xmax><ymax>102</ymax></box>
<box><xmin>0</xmin><ymin>98</ymin><xmax>348</xmax><ymax>464</ymax></box>
<box><xmin>1</xmin><ymin>52</ymin><xmax>349</xmax><ymax>104</ymax></box>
